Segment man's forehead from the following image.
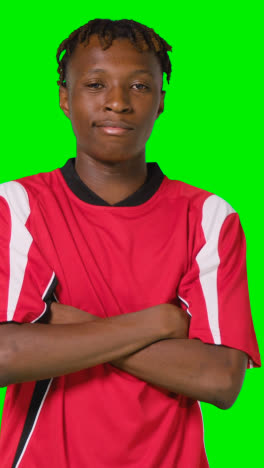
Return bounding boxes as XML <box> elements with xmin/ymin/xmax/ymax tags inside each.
<box><xmin>71</xmin><ymin>38</ymin><xmax>158</xmax><ymax>72</ymax></box>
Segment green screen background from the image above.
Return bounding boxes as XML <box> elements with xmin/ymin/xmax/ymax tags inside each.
<box><xmin>0</xmin><ymin>3</ymin><xmax>263</xmax><ymax>466</ymax></box>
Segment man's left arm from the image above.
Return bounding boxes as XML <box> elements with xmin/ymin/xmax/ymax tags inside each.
<box><xmin>111</xmin><ymin>336</ymin><xmax>248</xmax><ymax>410</ymax></box>
<box><xmin>47</xmin><ymin>302</ymin><xmax>249</xmax><ymax>410</ymax></box>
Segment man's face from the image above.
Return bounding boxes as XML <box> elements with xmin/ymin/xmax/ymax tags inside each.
<box><xmin>59</xmin><ymin>34</ymin><xmax>165</xmax><ymax>165</ymax></box>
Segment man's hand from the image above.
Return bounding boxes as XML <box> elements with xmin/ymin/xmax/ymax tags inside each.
<box><xmin>48</xmin><ymin>302</ymin><xmax>191</xmax><ymax>372</ymax></box>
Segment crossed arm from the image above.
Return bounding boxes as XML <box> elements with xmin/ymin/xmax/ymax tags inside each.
<box><xmin>50</xmin><ymin>302</ymin><xmax>248</xmax><ymax>410</ymax></box>
<box><xmin>111</xmin><ymin>337</ymin><xmax>248</xmax><ymax>410</ymax></box>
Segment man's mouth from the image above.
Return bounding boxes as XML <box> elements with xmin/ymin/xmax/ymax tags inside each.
<box><xmin>95</xmin><ymin>126</ymin><xmax>133</xmax><ymax>135</ymax></box>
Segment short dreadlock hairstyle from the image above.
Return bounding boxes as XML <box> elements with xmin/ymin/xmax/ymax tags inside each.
<box><xmin>56</xmin><ymin>19</ymin><xmax>173</xmax><ymax>89</ymax></box>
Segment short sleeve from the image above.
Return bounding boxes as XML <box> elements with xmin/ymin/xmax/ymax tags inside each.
<box><xmin>0</xmin><ymin>181</ymin><xmax>58</xmax><ymax>325</ymax></box>
<box><xmin>178</xmin><ymin>194</ymin><xmax>261</xmax><ymax>370</ymax></box>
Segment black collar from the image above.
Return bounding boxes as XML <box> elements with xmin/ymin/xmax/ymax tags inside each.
<box><xmin>60</xmin><ymin>157</ymin><xmax>165</xmax><ymax>207</ymax></box>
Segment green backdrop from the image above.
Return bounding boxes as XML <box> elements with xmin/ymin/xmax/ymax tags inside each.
<box><xmin>0</xmin><ymin>2</ymin><xmax>263</xmax><ymax>466</ymax></box>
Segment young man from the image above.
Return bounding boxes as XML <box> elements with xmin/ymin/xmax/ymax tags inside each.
<box><xmin>0</xmin><ymin>18</ymin><xmax>261</xmax><ymax>468</ymax></box>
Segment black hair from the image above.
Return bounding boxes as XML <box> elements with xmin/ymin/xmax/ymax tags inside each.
<box><xmin>56</xmin><ymin>19</ymin><xmax>173</xmax><ymax>88</ymax></box>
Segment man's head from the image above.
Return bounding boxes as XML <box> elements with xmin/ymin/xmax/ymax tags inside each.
<box><xmin>57</xmin><ymin>19</ymin><xmax>173</xmax><ymax>165</ymax></box>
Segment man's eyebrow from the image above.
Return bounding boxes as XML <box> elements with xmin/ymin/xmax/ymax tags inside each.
<box><xmin>83</xmin><ymin>68</ymin><xmax>154</xmax><ymax>77</ymax></box>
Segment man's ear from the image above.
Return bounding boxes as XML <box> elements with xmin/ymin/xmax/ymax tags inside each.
<box><xmin>59</xmin><ymin>86</ymin><xmax>70</xmax><ymax>119</ymax></box>
<box><xmin>157</xmin><ymin>90</ymin><xmax>165</xmax><ymax>118</ymax></box>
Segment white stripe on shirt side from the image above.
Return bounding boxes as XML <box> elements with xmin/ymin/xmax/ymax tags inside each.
<box><xmin>0</xmin><ymin>181</ymin><xmax>33</xmax><ymax>321</ymax></box>
<box><xmin>15</xmin><ymin>378</ymin><xmax>54</xmax><ymax>468</ymax></box>
<box><xmin>177</xmin><ymin>295</ymin><xmax>192</xmax><ymax>317</ymax></box>
<box><xmin>197</xmin><ymin>401</ymin><xmax>210</xmax><ymax>466</ymax></box>
<box><xmin>41</xmin><ymin>271</ymin><xmax>56</xmax><ymax>300</ymax></box>
<box><xmin>196</xmin><ymin>195</ymin><xmax>236</xmax><ymax>344</ymax></box>
<box><xmin>31</xmin><ymin>271</ymin><xmax>58</xmax><ymax>323</ymax></box>
<box><xmin>31</xmin><ymin>271</ymin><xmax>57</xmax><ymax>323</ymax></box>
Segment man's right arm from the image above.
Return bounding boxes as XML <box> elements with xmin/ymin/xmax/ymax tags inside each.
<box><xmin>0</xmin><ymin>305</ymin><xmax>172</xmax><ymax>388</ymax></box>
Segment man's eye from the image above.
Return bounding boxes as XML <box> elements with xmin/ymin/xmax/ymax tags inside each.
<box><xmin>86</xmin><ymin>83</ymin><xmax>102</xmax><ymax>89</ymax></box>
<box><xmin>85</xmin><ymin>83</ymin><xmax>148</xmax><ymax>90</ymax></box>
<box><xmin>133</xmin><ymin>83</ymin><xmax>148</xmax><ymax>90</ymax></box>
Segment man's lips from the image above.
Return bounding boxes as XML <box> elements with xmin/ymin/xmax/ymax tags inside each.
<box><xmin>95</xmin><ymin>120</ymin><xmax>134</xmax><ymax>129</ymax></box>
<box><xmin>95</xmin><ymin>126</ymin><xmax>133</xmax><ymax>135</ymax></box>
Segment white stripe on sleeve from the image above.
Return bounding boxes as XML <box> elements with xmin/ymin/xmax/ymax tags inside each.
<box><xmin>0</xmin><ymin>181</ymin><xmax>33</xmax><ymax>321</ymax></box>
<box><xmin>195</xmin><ymin>195</ymin><xmax>236</xmax><ymax>344</ymax></box>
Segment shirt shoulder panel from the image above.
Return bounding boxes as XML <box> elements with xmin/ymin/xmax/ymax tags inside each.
<box><xmin>0</xmin><ymin>171</ymin><xmax>59</xmax><ymax>324</ymax></box>
<box><xmin>165</xmin><ymin>178</ymin><xmax>236</xmax><ymax>214</ymax></box>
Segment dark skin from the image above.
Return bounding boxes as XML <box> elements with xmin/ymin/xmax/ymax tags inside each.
<box><xmin>57</xmin><ymin>34</ymin><xmax>248</xmax><ymax>408</ymax></box>
<box><xmin>59</xmin><ymin>34</ymin><xmax>165</xmax><ymax>205</ymax></box>
<box><xmin>50</xmin><ymin>302</ymin><xmax>247</xmax><ymax>409</ymax></box>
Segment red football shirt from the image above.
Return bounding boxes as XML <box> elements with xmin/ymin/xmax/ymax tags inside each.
<box><xmin>0</xmin><ymin>158</ymin><xmax>261</xmax><ymax>467</ymax></box>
